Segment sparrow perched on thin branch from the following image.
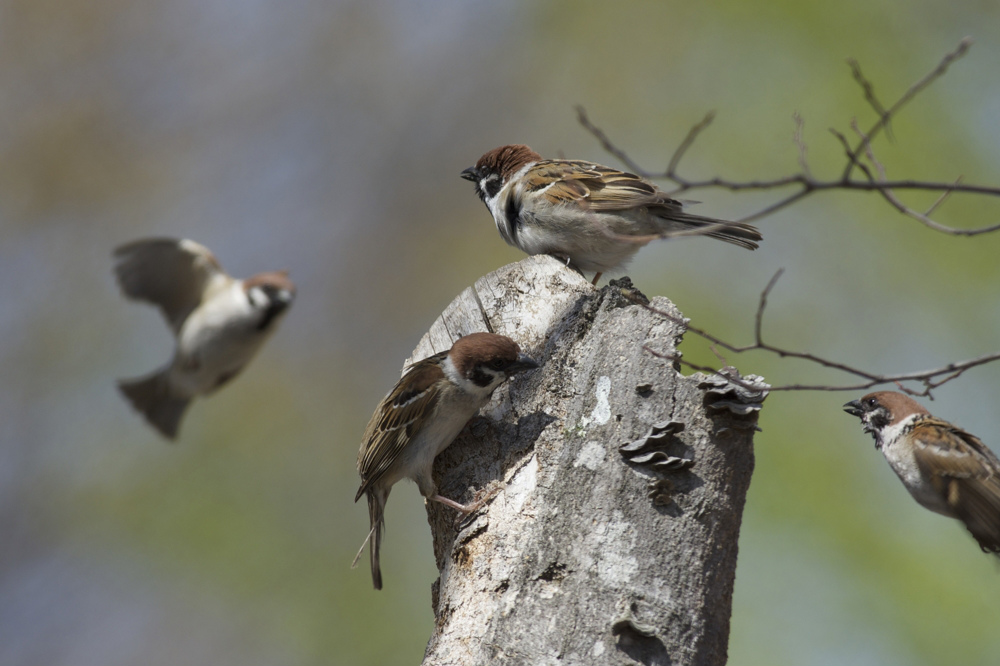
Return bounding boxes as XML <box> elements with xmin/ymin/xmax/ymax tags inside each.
<box><xmin>461</xmin><ymin>144</ymin><xmax>762</xmax><ymax>283</ymax></box>
<box><xmin>114</xmin><ymin>238</ymin><xmax>295</xmax><ymax>440</ymax></box>
<box><xmin>354</xmin><ymin>332</ymin><xmax>539</xmax><ymax>590</ymax></box>
<box><xmin>844</xmin><ymin>391</ymin><xmax>1000</xmax><ymax>556</ymax></box>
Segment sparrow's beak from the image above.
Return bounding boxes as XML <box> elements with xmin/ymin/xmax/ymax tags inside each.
<box><xmin>460</xmin><ymin>166</ymin><xmax>478</xmax><ymax>182</ymax></box>
<box><xmin>843</xmin><ymin>400</ymin><xmax>863</xmax><ymax>418</ymax></box>
<box><xmin>507</xmin><ymin>353</ymin><xmax>540</xmax><ymax>375</ymax></box>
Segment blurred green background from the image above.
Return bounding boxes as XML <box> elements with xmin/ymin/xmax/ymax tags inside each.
<box><xmin>3</xmin><ymin>1</ymin><xmax>1000</xmax><ymax>664</ymax></box>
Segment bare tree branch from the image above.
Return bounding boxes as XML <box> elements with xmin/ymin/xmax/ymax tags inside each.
<box><xmin>627</xmin><ymin>274</ymin><xmax>1000</xmax><ymax>398</ymax></box>
<box><xmin>643</xmin><ymin>341</ymin><xmax>1000</xmax><ymax>396</ymax></box>
<box><xmin>577</xmin><ymin>37</ymin><xmax>1000</xmax><ymax>235</ymax></box>
<box><xmin>577</xmin><ymin>38</ymin><xmax>1000</xmax><ymax>399</ymax></box>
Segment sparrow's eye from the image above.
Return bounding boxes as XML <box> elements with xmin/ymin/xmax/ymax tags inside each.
<box><xmin>865</xmin><ymin>397</ymin><xmax>878</xmax><ymax>409</ymax></box>
<box><xmin>488</xmin><ymin>359</ymin><xmax>507</xmax><ymax>371</ymax></box>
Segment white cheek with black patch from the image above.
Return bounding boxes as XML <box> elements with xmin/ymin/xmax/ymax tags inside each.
<box><xmin>442</xmin><ymin>357</ymin><xmax>504</xmax><ymax>401</ymax></box>
<box><xmin>480</xmin><ymin>175</ymin><xmax>502</xmax><ymax>200</ymax></box>
<box><xmin>471</xmin><ymin>367</ymin><xmax>505</xmax><ymax>391</ymax></box>
<box><xmin>247</xmin><ymin>286</ymin><xmax>269</xmax><ymax>309</ymax></box>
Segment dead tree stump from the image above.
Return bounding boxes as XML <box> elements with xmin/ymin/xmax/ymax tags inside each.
<box><xmin>406</xmin><ymin>255</ymin><xmax>766</xmax><ymax>666</ymax></box>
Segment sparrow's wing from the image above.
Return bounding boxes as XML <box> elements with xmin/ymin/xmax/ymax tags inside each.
<box><xmin>113</xmin><ymin>238</ymin><xmax>230</xmax><ymax>333</ymax></box>
<box><xmin>910</xmin><ymin>417</ymin><xmax>1000</xmax><ymax>553</ymax></box>
<box><xmin>522</xmin><ymin>159</ymin><xmax>761</xmax><ymax>248</ymax></box>
<box><xmin>526</xmin><ymin>160</ymin><xmax>661</xmax><ymax>212</ymax></box>
<box><xmin>355</xmin><ymin>353</ymin><xmax>447</xmax><ymax>500</ymax></box>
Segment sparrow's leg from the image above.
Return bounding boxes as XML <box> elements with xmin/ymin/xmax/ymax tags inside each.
<box><xmin>591</xmin><ymin>272</ymin><xmax>603</xmax><ymax>285</ymax></box>
<box><xmin>429</xmin><ymin>482</ymin><xmax>504</xmax><ymax>515</ymax></box>
<box><xmin>428</xmin><ymin>494</ymin><xmax>480</xmax><ymax>514</ymax></box>
<box><xmin>431</xmin><ymin>491</ymin><xmax>499</xmax><ymax>530</ymax></box>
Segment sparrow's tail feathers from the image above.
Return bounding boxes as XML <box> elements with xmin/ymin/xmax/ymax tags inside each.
<box><xmin>658</xmin><ymin>210</ymin><xmax>762</xmax><ymax>250</ymax></box>
<box><xmin>118</xmin><ymin>370</ymin><xmax>190</xmax><ymax>440</ymax></box>
<box><xmin>352</xmin><ymin>490</ymin><xmax>387</xmax><ymax>590</ymax></box>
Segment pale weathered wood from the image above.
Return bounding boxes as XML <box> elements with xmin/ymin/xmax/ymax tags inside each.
<box><xmin>407</xmin><ymin>255</ymin><xmax>766</xmax><ymax>666</ymax></box>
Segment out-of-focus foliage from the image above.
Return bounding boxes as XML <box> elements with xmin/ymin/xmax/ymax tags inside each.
<box><xmin>2</xmin><ymin>1</ymin><xmax>999</xmax><ymax>664</ymax></box>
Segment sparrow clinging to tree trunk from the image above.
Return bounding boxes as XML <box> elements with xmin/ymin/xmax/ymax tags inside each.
<box><xmin>354</xmin><ymin>332</ymin><xmax>539</xmax><ymax>589</ymax></box>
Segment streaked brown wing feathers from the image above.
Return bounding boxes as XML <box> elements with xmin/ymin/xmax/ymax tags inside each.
<box><xmin>356</xmin><ymin>354</ymin><xmax>446</xmax><ymax>497</ymax></box>
<box><xmin>585</xmin><ymin>176</ymin><xmax>662</xmax><ymax>210</ymax></box>
<box><xmin>529</xmin><ymin>159</ymin><xmax>662</xmax><ymax>210</ymax></box>
<box><xmin>911</xmin><ymin>418</ymin><xmax>1000</xmax><ymax>550</ymax></box>
<box><xmin>911</xmin><ymin>418</ymin><xmax>1000</xmax><ymax>478</ymax></box>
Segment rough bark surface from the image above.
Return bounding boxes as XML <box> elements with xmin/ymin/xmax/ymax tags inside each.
<box><xmin>407</xmin><ymin>255</ymin><xmax>766</xmax><ymax>666</ymax></box>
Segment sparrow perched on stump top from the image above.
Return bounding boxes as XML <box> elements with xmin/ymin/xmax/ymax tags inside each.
<box><xmin>461</xmin><ymin>144</ymin><xmax>761</xmax><ymax>283</ymax></box>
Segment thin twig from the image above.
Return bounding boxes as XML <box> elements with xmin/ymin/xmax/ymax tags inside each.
<box><xmin>847</xmin><ymin>58</ymin><xmax>893</xmax><ymax>141</ymax></box>
<box><xmin>666</xmin><ymin>111</ymin><xmax>716</xmax><ymax>177</ymax></box>
<box><xmin>851</xmin><ymin>118</ymin><xmax>887</xmax><ymax>181</ymax></box>
<box><xmin>792</xmin><ymin>113</ymin><xmax>811</xmax><ymax>178</ymax></box>
<box><xmin>875</xmin><ymin>185</ymin><xmax>1000</xmax><ymax>235</ymax></box>
<box><xmin>829</xmin><ymin>127</ymin><xmax>877</xmax><ymax>182</ymax></box>
<box><xmin>841</xmin><ymin>37</ymin><xmax>973</xmax><ymax>180</ymax></box>
<box><xmin>754</xmin><ymin>268</ymin><xmax>783</xmax><ymax>344</ymax></box>
<box><xmin>574</xmin><ymin>106</ymin><xmax>648</xmax><ymax>176</ymax></box>
<box><xmin>925</xmin><ymin>176</ymin><xmax>963</xmax><ymax>216</ymax></box>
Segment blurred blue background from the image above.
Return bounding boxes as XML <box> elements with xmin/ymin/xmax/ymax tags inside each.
<box><xmin>3</xmin><ymin>1</ymin><xmax>1000</xmax><ymax>664</ymax></box>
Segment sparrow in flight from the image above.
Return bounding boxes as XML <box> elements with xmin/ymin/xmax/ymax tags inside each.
<box><xmin>114</xmin><ymin>238</ymin><xmax>295</xmax><ymax>439</ymax></box>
